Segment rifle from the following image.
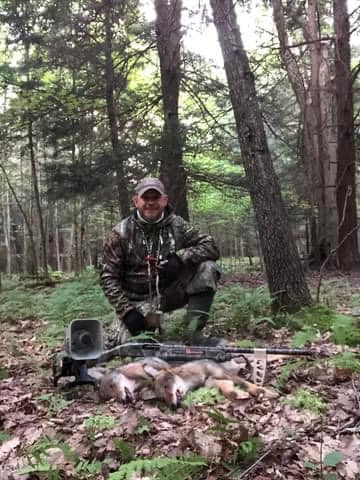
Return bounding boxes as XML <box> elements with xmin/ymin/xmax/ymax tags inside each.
<box><xmin>53</xmin><ymin>318</ymin><xmax>315</xmax><ymax>388</ymax></box>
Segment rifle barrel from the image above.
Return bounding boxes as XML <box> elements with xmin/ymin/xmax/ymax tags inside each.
<box><xmin>98</xmin><ymin>343</ymin><xmax>315</xmax><ymax>364</ymax></box>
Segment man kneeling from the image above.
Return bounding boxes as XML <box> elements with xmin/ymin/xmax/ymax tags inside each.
<box><xmin>100</xmin><ymin>177</ymin><xmax>223</xmax><ymax>347</ymax></box>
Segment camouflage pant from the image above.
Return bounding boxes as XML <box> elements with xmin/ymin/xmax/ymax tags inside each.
<box><xmin>106</xmin><ymin>260</ymin><xmax>221</xmax><ymax>347</ymax></box>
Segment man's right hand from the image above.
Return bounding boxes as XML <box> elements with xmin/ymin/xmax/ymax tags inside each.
<box><xmin>122</xmin><ymin>308</ymin><xmax>147</xmax><ymax>336</ymax></box>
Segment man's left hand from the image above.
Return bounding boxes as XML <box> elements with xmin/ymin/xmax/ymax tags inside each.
<box><xmin>158</xmin><ymin>252</ymin><xmax>183</xmax><ymax>285</ymax></box>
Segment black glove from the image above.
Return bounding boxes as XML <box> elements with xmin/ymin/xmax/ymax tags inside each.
<box><xmin>122</xmin><ymin>308</ymin><xmax>147</xmax><ymax>336</ymax></box>
<box><xmin>158</xmin><ymin>252</ymin><xmax>183</xmax><ymax>286</ymax></box>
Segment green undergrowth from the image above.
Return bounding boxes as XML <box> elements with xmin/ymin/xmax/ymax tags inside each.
<box><xmin>0</xmin><ymin>269</ymin><xmax>114</xmax><ymax>344</ymax></box>
<box><xmin>274</xmin><ymin>359</ymin><xmax>310</xmax><ymax>389</ymax></box>
<box><xmin>289</xmin><ymin>304</ymin><xmax>359</xmax><ymax>347</ymax></box>
<box><xmin>18</xmin><ymin>434</ymin><xmax>206</xmax><ymax>480</ymax></box>
<box><xmin>275</xmin><ymin>352</ymin><xmax>360</xmax><ymax>390</ymax></box>
<box><xmin>209</xmin><ymin>285</ymin><xmax>273</xmax><ymax>334</ymax></box>
<box><xmin>1</xmin><ymin>273</ymin><xmax>359</xmax><ymax>349</ymax></box>
<box><xmin>108</xmin><ymin>455</ymin><xmax>206</xmax><ymax>480</ymax></box>
<box><xmin>209</xmin><ymin>286</ymin><xmax>359</xmax><ymax>348</ymax></box>
<box><xmin>283</xmin><ymin>387</ymin><xmax>327</xmax><ymax>415</ymax></box>
<box><xmin>182</xmin><ymin>386</ymin><xmax>224</xmax><ymax>407</ymax></box>
<box><xmin>331</xmin><ymin>352</ymin><xmax>360</xmax><ymax>373</ymax></box>
<box><xmin>0</xmin><ymin>283</ymin><xmax>45</xmax><ymax>323</ymax></box>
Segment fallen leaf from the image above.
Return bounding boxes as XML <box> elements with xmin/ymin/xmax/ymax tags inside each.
<box><xmin>337</xmin><ymin>459</ymin><xmax>359</xmax><ymax>479</ymax></box>
<box><xmin>0</xmin><ymin>437</ymin><xmax>20</xmax><ymax>462</ymax></box>
<box><xmin>189</xmin><ymin>430</ymin><xmax>222</xmax><ymax>460</ymax></box>
<box><xmin>120</xmin><ymin>410</ymin><xmax>139</xmax><ymax>434</ymax></box>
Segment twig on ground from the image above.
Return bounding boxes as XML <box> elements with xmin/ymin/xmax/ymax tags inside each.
<box><xmin>352</xmin><ymin>377</ymin><xmax>360</xmax><ymax>410</ymax></box>
<box><xmin>339</xmin><ymin>426</ymin><xmax>360</xmax><ymax>434</ymax></box>
<box><xmin>234</xmin><ymin>446</ymin><xmax>274</xmax><ymax>480</ymax></box>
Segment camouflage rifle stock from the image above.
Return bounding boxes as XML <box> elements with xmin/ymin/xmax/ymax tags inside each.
<box><xmin>52</xmin><ymin>319</ymin><xmax>315</xmax><ymax>388</ymax></box>
<box><xmin>98</xmin><ymin>342</ymin><xmax>315</xmax><ymax>386</ymax></box>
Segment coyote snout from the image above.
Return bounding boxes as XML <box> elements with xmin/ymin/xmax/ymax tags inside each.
<box><xmin>154</xmin><ymin>371</ymin><xmax>188</xmax><ymax>409</ymax></box>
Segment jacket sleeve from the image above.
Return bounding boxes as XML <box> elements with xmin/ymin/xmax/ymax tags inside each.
<box><xmin>177</xmin><ymin>219</ymin><xmax>220</xmax><ymax>264</ymax></box>
<box><xmin>100</xmin><ymin>229</ymin><xmax>131</xmax><ymax>314</ymax></box>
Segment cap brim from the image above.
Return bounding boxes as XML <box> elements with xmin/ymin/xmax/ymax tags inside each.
<box><xmin>137</xmin><ymin>187</ymin><xmax>164</xmax><ymax>196</ymax></box>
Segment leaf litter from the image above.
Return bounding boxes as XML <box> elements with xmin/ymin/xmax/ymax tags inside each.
<box><xmin>0</xmin><ymin>274</ymin><xmax>359</xmax><ymax>479</ymax></box>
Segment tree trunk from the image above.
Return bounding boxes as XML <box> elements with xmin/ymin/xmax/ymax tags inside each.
<box><xmin>80</xmin><ymin>206</ymin><xmax>86</xmax><ymax>271</ymax></box>
<box><xmin>272</xmin><ymin>0</ymin><xmax>338</xmax><ymax>267</ymax></box>
<box><xmin>5</xmin><ymin>190</ymin><xmax>11</xmax><ymax>274</ymax></box>
<box><xmin>0</xmin><ymin>163</ymin><xmax>38</xmax><ymax>276</ymax></box>
<box><xmin>333</xmin><ymin>0</ymin><xmax>359</xmax><ymax>268</ymax></box>
<box><xmin>28</xmin><ymin>119</ymin><xmax>49</xmax><ymax>280</ymax></box>
<box><xmin>210</xmin><ymin>0</ymin><xmax>312</xmax><ymax>312</ymax></box>
<box><xmin>55</xmin><ymin>202</ymin><xmax>61</xmax><ymax>271</ymax></box>
<box><xmin>155</xmin><ymin>0</ymin><xmax>189</xmax><ymax>219</ymax></box>
<box><xmin>72</xmin><ymin>200</ymin><xmax>80</xmax><ymax>276</ymax></box>
<box><xmin>104</xmin><ymin>0</ymin><xmax>130</xmax><ymax>217</ymax></box>
<box><xmin>319</xmin><ymin>45</ymin><xmax>338</xmax><ymax>262</ymax></box>
<box><xmin>307</xmin><ymin>0</ymin><xmax>327</xmax><ymax>255</ymax></box>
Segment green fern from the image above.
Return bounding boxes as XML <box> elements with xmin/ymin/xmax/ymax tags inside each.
<box><xmin>291</xmin><ymin>326</ymin><xmax>317</xmax><ymax>347</ymax></box>
<box><xmin>21</xmin><ymin>435</ymin><xmax>78</xmax><ymax>477</ymax></box>
<box><xmin>289</xmin><ymin>304</ymin><xmax>359</xmax><ymax>346</ymax></box>
<box><xmin>161</xmin><ymin>308</ymin><xmax>188</xmax><ymax>341</ymax></box>
<box><xmin>0</xmin><ymin>431</ymin><xmax>11</xmax><ymax>444</ymax></box>
<box><xmin>108</xmin><ymin>455</ymin><xmax>206</xmax><ymax>480</ymax></box>
<box><xmin>210</xmin><ymin>285</ymin><xmax>272</xmax><ymax>333</ymax></box>
<box><xmin>274</xmin><ymin>360</ymin><xmax>309</xmax><ymax>389</ymax></box>
<box><xmin>18</xmin><ymin>462</ymin><xmax>61</xmax><ymax>480</ymax></box>
<box><xmin>182</xmin><ymin>386</ymin><xmax>224</xmax><ymax>407</ymax></box>
<box><xmin>332</xmin><ymin>352</ymin><xmax>360</xmax><ymax>373</ymax></box>
<box><xmin>113</xmin><ymin>439</ymin><xmax>136</xmax><ymax>463</ymax></box>
<box><xmin>283</xmin><ymin>387</ymin><xmax>326</xmax><ymax>415</ymax></box>
<box><xmin>331</xmin><ymin>316</ymin><xmax>360</xmax><ymax>346</ymax></box>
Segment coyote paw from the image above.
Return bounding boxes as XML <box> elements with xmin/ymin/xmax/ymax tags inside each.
<box><xmin>259</xmin><ymin>387</ymin><xmax>279</xmax><ymax>399</ymax></box>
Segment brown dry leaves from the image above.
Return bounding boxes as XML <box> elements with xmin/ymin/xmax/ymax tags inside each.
<box><xmin>0</xmin><ymin>311</ymin><xmax>359</xmax><ymax>480</ymax></box>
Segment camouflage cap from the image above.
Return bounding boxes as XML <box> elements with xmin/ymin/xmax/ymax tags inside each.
<box><xmin>135</xmin><ymin>177</ymin><xmax>165</xmax><ymax>196</ymax></box>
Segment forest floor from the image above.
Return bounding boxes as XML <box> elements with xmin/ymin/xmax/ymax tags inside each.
<box><xmin>0</xmin><ymin>272</ymin><xmax>359</xmax><ymax>480</ymax></box>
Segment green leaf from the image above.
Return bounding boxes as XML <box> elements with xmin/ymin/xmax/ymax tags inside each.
<box><xmin>303</xmin><ymin>461</ymin><xmax>317</xmax><ymax>469</ymax></box>
<box><xmin>292</xmin><ymin>326</ymin><xmax>316</xmax><ymax>347</ymax></box>
<box><xmin>204</xmin><ymin>409</ymin><xmax>238</xmax><ymax>425</ymax></box>
<box><xmin>0</xmin><ymin>431</ymin><xmax>11</xmax><ymax>444</ymax></box>
<box><xmin>18</xmin><ymin>462</ymin><xmax>57</xmax><ymax>474</ymax></box>
<box><xmin>323</xmin><ymin>451</ymin><xmax>343</xmax><ymax>467</ymax></box>
<box><xmin>323</xmin><ymin>473</ymin><xmax>338</xmax><ymax>480</ymax></box>
<box><xmin>113</xmin><ymin>439</ymin><xmax>136</xmax><ymax>463</ymax></box>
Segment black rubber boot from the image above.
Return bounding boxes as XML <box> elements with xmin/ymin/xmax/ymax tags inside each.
<box><xmin>185</xmin><ymin>291</ymin><xmax>227</xmax><ymax>346</ymax></box>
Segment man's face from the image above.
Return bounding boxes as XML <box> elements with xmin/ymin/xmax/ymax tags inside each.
<box><xmin>133</xmin><ymin>189</ymin><xmax>168</xmax><ymax>221</ymax></box>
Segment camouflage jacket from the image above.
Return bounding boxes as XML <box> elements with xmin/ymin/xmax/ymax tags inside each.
<box><xmin>100</xmin><ymin>207</ymin><xmax>219</xmax><ymax>313</ymax></box>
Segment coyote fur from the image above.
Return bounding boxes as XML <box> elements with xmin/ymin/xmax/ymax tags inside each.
<box><xmin>97</xmin><ymin>357</ymin><xmax>169</xmax><ymax>403</ymax></box>
<box><xmin>96</xmin><ymin>356</ymin><xmax>277</xmax><ymax>407</ymax></box>
<box><xmin>153</xmin><ymin>359</ymin><xmax>278</xmax><ymax>408</ymax></box>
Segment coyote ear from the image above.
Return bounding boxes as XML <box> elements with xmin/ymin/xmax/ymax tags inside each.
<box><xmin>143</xmin><ymin>365</ymin><xmax>162</xmax><ymax>378</ymax></box>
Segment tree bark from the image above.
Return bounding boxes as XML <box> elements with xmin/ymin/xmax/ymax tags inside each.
<box><xmin>0</xmin><ymin>163</ymin><xmax>38</xmax><ymax>277</ymax></box>
<box><xmin>155</xmin><ymin>0</ymin><xmax>189</xmax><ymax>219</ymax></box>
<box><xmin>104</xmin><ymin>0</ymin><xmax>130</xmax><ymax>217</ymax></box>
<box><xmin>28</xmin><ymin>120</ymin><xmax>50</xmax><ymax>279</ymax></box>
<box><xmin>333</xmin><ymin>0</ymin><xmax>359</xmax><ymax>268</ymax></box>
<box><xmin>210</xmin><ymin>0</ymin><xmax>312</xmax><ymax>312</ymax></box>
<box><xmin>55</xmin><ymin>202</ymin><xmax>61</xmax><ymax>271</ymax></box>
<box><xmin>272</xmin><ymin>0</ymin><xmax>338</xmax><ymax>267</ymax></box>
<box><xmin>5</xmin><ymin>190</ymin><xmax>11</xmax><ymax>274</ymax></box>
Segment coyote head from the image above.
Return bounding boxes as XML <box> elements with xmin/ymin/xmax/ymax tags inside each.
<box><xmin>154</xmin><ymin>371</ymin><xmax>187</xmax><ymax>409</ymax></box>
<box><xmin>99</xmin><ymin>371</ymin><xmax>138</xmax><ymax>403</ymax></box>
